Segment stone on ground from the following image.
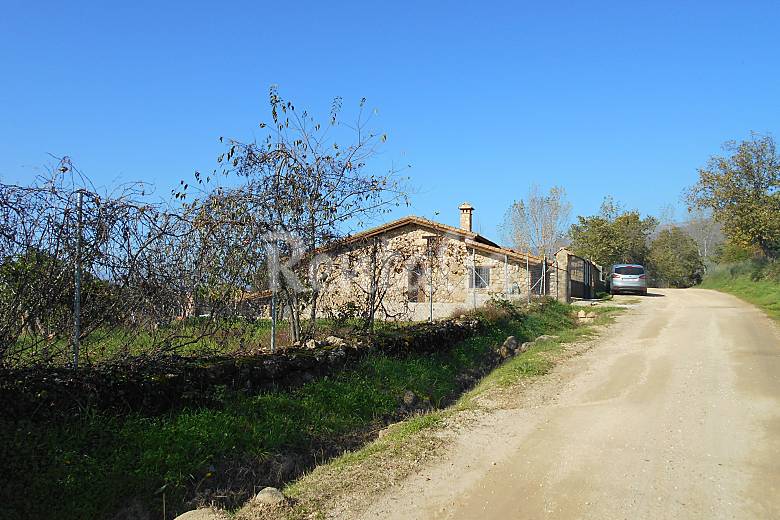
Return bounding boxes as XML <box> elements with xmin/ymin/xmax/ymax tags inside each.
<box><xmin>324</xmin><ymin>335</ymin><xmax>346</xmax><ymax>347</ymax></box>
<box><xmin>252</xmin><ymin>486</ymin><xmax>286</xmax><ymax>506</ymax></box>
<box><xmin>502</xmin><ymin>336</ymin><xmax>518</xmax><ymax>351</ymax></box>
<box><xmin>174</xmin><ymin>508</ymin><xmax>229</xmax><ymax>520</ymax></box>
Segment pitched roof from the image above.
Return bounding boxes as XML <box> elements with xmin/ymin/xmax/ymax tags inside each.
<box><xmin>244</xmin><ymin>216</ymin><xmax>546</xmax><ymax>301</ymax></box>
<box><xmin>329</xmin><ymin>215</ymin><xmax>544</xmax><ymax>264</ymax></box>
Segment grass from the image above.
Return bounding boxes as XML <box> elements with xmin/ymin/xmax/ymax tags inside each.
<box><xmin>700</xmin><ymin>259</ymin><xmax>780</xmax><ymax>321</ymax></box>
<box><xmin>8</xmin><ymin>317</ymin><xmax>412</xmax><ymax>367</ymax></box>
<box><xmin>1</xmin><ymin>300</ymin><xmax>581</xmax><ymax>520</ymax></box>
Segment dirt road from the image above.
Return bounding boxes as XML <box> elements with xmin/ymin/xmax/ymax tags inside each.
<box><xmin>361</xmin><ymin>289</ymin><xmax>780</xmax><ymax>519</ymax></box>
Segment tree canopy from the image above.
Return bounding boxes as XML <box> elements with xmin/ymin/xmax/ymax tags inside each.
<box><xmin>568</xmin><ymin>197</ymin><xmax>658</xmax><ymax>268</ymax></box>
<box><xmin>686</xmin><ymin>133</ymin><xmax>780</xmax><ymax>257</ymax></box>
<box><xmin>647</xmin><ymin>227</ymin><xmax>704</xmax><ymax>288</ymax></box>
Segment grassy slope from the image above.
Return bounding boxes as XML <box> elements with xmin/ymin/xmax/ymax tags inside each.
<box><xmin>1</xmin><ymin>301</ymin><xmax>579</xmax><ymax>520</ymax></box>
<box><xmin>258</xmin><ymin>304</ymin><xmax>623</xmax><ymax>520</ymax></box>
<box><xmin>699</xmin><ymin>261</ymin><xmax>780</xmax><ymax>321</ymax></box>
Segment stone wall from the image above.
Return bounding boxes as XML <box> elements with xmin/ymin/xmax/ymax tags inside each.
<box><xmin>552</xmin><ymin>248</ymin><xmax>604</xmax><ymax>301</ymax></box>
<box><xmin>0</xmin><ymin>316</ymin><xmax>483</xmax><ymax>420</ymax></box>
<box><xmin>314</xmin><ymin>222</ymin><xmax>546</xmax><ymax>320</ymax></box>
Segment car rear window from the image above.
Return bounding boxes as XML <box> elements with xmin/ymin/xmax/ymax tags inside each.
<box><xmin>615</xmin><ymin>266</ymin><xmax>644</xmax><ymax>275</ymax></box>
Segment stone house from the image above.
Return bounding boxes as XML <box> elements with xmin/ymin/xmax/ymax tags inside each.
<box><xmin>313</xmin><ymin>203</ymin><xmax>559</xmax><ymax>321</ymax></box>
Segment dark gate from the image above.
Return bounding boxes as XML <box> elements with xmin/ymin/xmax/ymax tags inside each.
<box><xmin>569</xmin><ymin>256</ymin><xmax>592</xmax><ymax>299</ymax></box>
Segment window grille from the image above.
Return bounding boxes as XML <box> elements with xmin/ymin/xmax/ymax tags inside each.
<box><xmin>469</xmin><ymin>266</ymin><xmax>490</xmax><ymax>289</ymax></box>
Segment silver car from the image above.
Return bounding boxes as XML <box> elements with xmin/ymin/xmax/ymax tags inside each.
<box><xmin>608</xmin><ymin>264</ymin><xmax>648</xmax><ymax>295</ymax></box>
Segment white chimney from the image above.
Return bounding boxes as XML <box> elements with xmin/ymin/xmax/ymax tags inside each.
<box><xmin>459</xmin><ymin>202</ymin><xmax>474</xmax><ymax>232</ymax></box>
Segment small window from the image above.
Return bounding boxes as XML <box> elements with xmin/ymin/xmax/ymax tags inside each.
<box><xmin>408</xmin><ymin>266</ymin><xmax>424</xmax><ymax>302</ymax></box>
<box><xmin>614</xmin><ymin>266</ymin><xmax>644</xmax><ymax>275</ymax></box>
<box><xmin>469</xmin><ymin>266</ymin><xmax>490</xmax><ymax>289</ymax></box>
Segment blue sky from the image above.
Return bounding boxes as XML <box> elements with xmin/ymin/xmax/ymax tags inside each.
<box><xmin>2</xmin><ymin>1</ymin><xmax>779</xmax><ymax>239</ymax></box>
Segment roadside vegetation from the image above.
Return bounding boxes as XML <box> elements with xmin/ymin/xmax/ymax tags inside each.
<box><xmin>238</xmin><ymin>301</ymin><xmax>624</xmax><ymax>520</ymax></box>
<box><xmin>689</xmin><ymin>133</ymin><xmax>779</xmax><ymax>317</ymax></box>
<box><xmin>700</xmin><ymin>260</ymin><xmax>780</xmax><ymax>321</ymax></box>
<box><xmin>1</xmin><ymin>299</ymin><xmax>591</xmax><ymax>520</ymax></box>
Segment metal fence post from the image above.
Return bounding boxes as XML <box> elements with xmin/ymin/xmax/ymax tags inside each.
<box><xmin>270</xmin><ymin>291</ymin><xmax>276</xmax><ymax>354</ymax></box>
<box><xmin>428</xmin><ymin>254</ymin><xmax>433</xmax><ymax>322</ymax></box>
<box><xmin>471</xmin><ymin>247</ymin><xmax>477</xmax><ymax>310</ymax></box>
<box><xmin>526</xmin><ymin>254</ymin><xmax>530</xmax><ymax>304</ymax></box>
<box><xmin>72</xmin><ymin>190</ymin><xmax>83</xmax><ymax>369</ymax></box>
<box><xmin>504</xmin><ymin>254</ymin><xmax>508</xmax><ymax>297</ymax></box>
<box><xmin>270</xmin><ymin>239</ymin><xmax>279</xmax><ymax>354</ymax></box>
<box><xmin>423</xmin><ymin>235</ymin><xmax>436</xmax><ymax>322</ymax></box>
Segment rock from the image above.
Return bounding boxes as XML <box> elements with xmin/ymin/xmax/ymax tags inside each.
<box><xmin>577</xmin><ymin>309</ymin><xmax>587</xmax><ymax>318</ymax></box>
<box><xmin>304</xmin><ymin>339</ymin><xmax>318</xmax><ymax>349</ymax></box>
<box><xmin>586</xmin><ymin>311</ymin><xmax>597</xmax><ymax>319</ymax></box>
<box><xmin>535</xmin><ymin>335</ymin><xmax>557</xmax><ymax>342</ymax></box>
<box><xmin>174</xmin><ymin>508</ymin><xmax>229</xmax><ymax>520</ymax></box>
<box><xmin>252</xmin><ymin>486</ymin><xmax>286</xmax><ymax>506</ymax></box>
<box><xmin>324</xmin><ymin>335</ymin><xmax>346</xmax><ymax>347</ymax></box>
<box><xmin>519</xmin><ymin>341</ymin><xmax>533</xmax><ymax>353</ymax></box>
<box><xmin>497</xmin><ymin>344</ymin><xmax>513</xmax><ymax>359</ymax></box>
<box><xmin>327</xmin><ymin>347</ymin><xmax>347</xmax><ymax>362</ymax></box>
<box><xmin>402</xmin><ymin>390</ymin><xmax>417</xmax><ymax>406</ymax></box>
<box><xmin>502</xmin><ymin>336</ymin><xmax>518</xmax><ymax>351</ymax></box>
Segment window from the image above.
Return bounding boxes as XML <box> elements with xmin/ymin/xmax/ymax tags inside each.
<box><xmin>469</xmin><ymin>266</ymin><xmax>490</xmax><ymax>289</ymax></box>
<box><xmin>614</xmin><ymin>265</ymin><xmax>644</xmax><ymax>276</ymax></box>
<box><xmin>408</xmin><ymin>266</ymin><xmax>424</xmax><ymax>302</ymax></box>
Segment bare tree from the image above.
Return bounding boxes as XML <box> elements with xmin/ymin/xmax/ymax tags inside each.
<box><xmin>0</xmin><ymin>157</ymin><xmax>278</xmax><ymax>366</ymax></box>
<box><xmin>193</xmin><ymin>87</ymin><xmax>409</xmax><ymax>342</ymax></box>
<box><xmin>315</xmin><ymin>228</ymin><xmax>470</xmax><ymax>329</ymax></box>
<box><xmin>682</xmin><ymin>208</ymin><xmax>724</xmax><ymax>267</ymax></box>
<box><xmin>329</xmin><ymin>235</ymin><xmax>420</xmax><ymax>329</ymax></box>
<box><xmin>0</xmin><ymin>89</ymin><xmax>410</xmax><ymax>364</ymax></box>
<box><xmin>0</xmin><ymin>159</ymin><xmax>207</xmax><ymax>365</ymax></box>
<box><xmin>499</xmin><ymin>185</ymin><xmax>571</xmax><ymax>258</ymax></box>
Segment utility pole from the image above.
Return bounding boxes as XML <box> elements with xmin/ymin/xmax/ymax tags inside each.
<box><xmin>72</xmin><ymin>190</ymin><xmax>84</xmax><ymax>369</ymax></box>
